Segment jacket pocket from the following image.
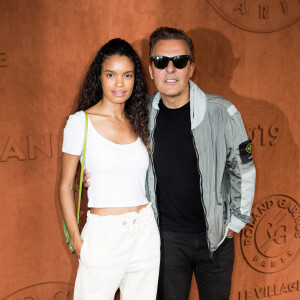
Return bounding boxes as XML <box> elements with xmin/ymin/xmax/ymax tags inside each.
<box><xmin>217</xmin><ymin>189</ymin><xmax>224</xmax><ymax>205</ymax></box>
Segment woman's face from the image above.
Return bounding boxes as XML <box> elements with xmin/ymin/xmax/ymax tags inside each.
<box><xmin>100</xmin><ymin>55</ymin><xmax>135</xmax><ymax>105</ymax></box>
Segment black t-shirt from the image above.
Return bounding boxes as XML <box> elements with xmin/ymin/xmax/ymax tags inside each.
<box><xmin>153</xmin><ymin>100</ymin><xmax>206</xmax><ymax>233</ymax></box>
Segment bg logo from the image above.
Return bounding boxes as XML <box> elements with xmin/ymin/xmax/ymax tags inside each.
<box><xmin>3</xmin><ymin>282</ymin><xmax>74</xmax><ymax>300</ymax></box>
<box><xmin>208</xmin><ymin>0</ymin><xmax>300</xmax><ymax>33</ymax></box>
<box><xmin>241</xmin><ymin>194</ymin><xmax>300</xmax><ymax>273</ymax></box>
<box><xmin>0</xmin><ymin>52</ymin><xmax>8</xmax><ymax>67</ymax></box>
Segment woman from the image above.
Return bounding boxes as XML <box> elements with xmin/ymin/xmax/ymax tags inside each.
<box><xmin>59</xmin><ymin>38</ymin><xmax>160</xmax><ymax>300</ymax></box>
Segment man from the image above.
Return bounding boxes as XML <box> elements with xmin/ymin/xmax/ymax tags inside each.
<box><xmin>85</xmin><ymin>27</ymin><xmax>256</xmax><ymax>300</ymax></box>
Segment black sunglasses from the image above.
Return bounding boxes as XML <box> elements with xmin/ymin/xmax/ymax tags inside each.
<box><xmin>151</xmin><ymin>55</ymin><xmax>191</xmax><ymax>69</ymax></box>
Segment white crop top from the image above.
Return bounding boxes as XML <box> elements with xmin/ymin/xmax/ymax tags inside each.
<box><xmin>62</xmin><ymin>111</ymin><xmax>149</xmax><ymax>208</ymax></box>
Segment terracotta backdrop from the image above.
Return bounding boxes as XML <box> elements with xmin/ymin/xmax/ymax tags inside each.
<box><xmin>0</xmin><ymin>1</ymin><xmax>299</xmax><ymax>299</ymax></box>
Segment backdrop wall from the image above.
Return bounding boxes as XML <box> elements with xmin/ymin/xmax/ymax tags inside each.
<box><xmin>0</xmin><ymin>1</ymin><xmax>299</xmax><ymax>299</ymax></box>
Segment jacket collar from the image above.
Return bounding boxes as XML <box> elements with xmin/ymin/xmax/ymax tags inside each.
<box><xmin>151</xmin><ymin>80</ymin><xmax>207</xmax><ymax>129</ymax></box>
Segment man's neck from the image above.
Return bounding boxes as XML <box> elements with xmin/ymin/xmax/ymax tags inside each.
<box><xmin>161</xmin><ymin>95</ymin><xmax>190</xmax><ymax>109</ymax></box>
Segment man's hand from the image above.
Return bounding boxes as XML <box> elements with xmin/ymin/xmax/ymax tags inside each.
<box><xmin>226</xmin><ymin>229</ymin><xmax>235</xmax><ymax>238</ymax></box>
<box><xmin>83</xmin><ymin>170</ymin><xmax>90</xmax><ymax>188</ymax></box>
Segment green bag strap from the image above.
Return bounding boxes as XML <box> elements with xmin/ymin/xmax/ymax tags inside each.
<box><xmin>76</xmin><ymin>111</ymin><xmax>88</xmax><ymax>223</ymax></box>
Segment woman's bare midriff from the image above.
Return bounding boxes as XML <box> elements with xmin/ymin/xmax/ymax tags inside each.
<box><xmin>90</xmin><ymin>203</ymin><xmax>148</xmax><ymax>216</ymax></box>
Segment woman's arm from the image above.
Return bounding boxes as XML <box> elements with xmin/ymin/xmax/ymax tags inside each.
<box><xmin>59</xmin><ymin>152</ymin><xmax>83</xmax><ymax>256</ymax></box>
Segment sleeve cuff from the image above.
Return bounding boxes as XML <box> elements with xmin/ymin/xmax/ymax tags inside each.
<box><xmin>228</xmin><ymin>215</ymin><xmax>247</xmax><ymax>233</ymax></box>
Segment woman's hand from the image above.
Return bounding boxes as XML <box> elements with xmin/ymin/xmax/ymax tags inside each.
<box><xmin>72</xmin><ymin>231</ymin><xmax>84</xmax><ymax>258</ymax></box>
<box><xmin>59</xmin><ymin>153</ymin><xmax>82</xmax><ymax>255</ymax></box>
<box><xmin>226</xmin><ymin>229</ymin><xmax>235</xmax><ymax>238</ymax></box>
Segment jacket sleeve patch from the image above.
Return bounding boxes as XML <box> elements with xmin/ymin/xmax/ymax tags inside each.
<box><xmin>239</xmin><ymin>139</ymin><xmax>253</xmax><ymax>164</ymax></box>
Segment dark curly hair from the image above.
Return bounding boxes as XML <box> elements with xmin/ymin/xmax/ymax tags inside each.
<box><xmin>77</xmin><ymin>38</ymin><xmax>149</xmax><ymax>150</ymax></box>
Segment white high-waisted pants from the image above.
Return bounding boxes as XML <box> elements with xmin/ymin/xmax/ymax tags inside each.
<box><xmin>74</xmin><ymin>203</ymin><xmax>160</xmax><ymax>300</ymax></box>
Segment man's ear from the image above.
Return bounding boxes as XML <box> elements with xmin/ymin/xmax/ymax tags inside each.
<box><xmin>189</xmin><ymin>62</ymin><xmax>195</xmax><ymax>78</ymax></box>
<box><xmin>149</xmin><ymin>64</ymin><xmax>154</xmax><ymax>80</ymax></box>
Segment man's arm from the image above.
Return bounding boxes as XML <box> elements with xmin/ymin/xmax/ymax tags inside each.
<box><xmin>225</xmin><ymin>105</ymin><xmax>256</xmax><ymax>234</ymax></box>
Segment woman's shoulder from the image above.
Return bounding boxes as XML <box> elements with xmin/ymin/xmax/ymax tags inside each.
<box><xmin>65</xmin><ymin>111</ymin><xmax>86</xmax><ymax>131</ymax></box>
<box><xmin>68</xmin><ymin>110</ymin><xmax>85</xmax><ymax>120</ymax></box>
<box><xmin>67</xmin><ymin>111</ymin><xmax>86</xmax><ymax>123</ymax></box>
<box><xmin>63</xmin><ymin>111</ymin><xmax>86</xmax><ymax>154</ymax></box>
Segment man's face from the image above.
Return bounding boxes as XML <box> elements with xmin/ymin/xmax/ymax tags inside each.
<box><xmin>149</xmin><ymin>39</ymin><xmax>194</xmax><ymax>100</ymax></box>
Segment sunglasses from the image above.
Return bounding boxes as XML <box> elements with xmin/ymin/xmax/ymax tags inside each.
<box><xmin>151</xmin><ymin>55</ymin><xmax>191</xmax><ymax>69</ymax></box>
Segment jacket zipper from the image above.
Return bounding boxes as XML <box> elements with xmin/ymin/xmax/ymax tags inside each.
<box><xmin>191</xmin><ymin>129</ymin><xmax>212</xmax><ymax>256</ymax></box>
<box><xmin>151</xmin><ymin>109</ymin><xmax>159</xmax><ymax>226</ymax></box>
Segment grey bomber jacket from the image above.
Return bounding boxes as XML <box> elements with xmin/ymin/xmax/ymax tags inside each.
<box><xmin>146</xmin><ymin>80</ymin><xmax>256</xmax><ymax>253</ymax></box>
